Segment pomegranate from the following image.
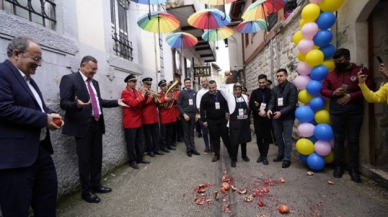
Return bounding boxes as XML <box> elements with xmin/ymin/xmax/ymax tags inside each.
<box><xmin>231</xmin><ymin>185</ymin><xmax>237</xmax><ymax>191</ymax></box>
<box><xmin>214</xmin><ymin>191</ymin><xmax>219</xmax><ymax>200</ymax></box>
<box><xmin>243</xmin><ymin>195</ymin><xmax>253</xmax><ymax>202</ymax></box>
<box><xmin>279</xmin><ymin>204</ymin><xmax>290</xmax><ymax>214</ymax></box>
<box><xmin>222</xmin><ymin>182</ymin><xmax>230</xmax><ymax>191</ymax></box>
<box><xmin>262</xmin><ymin>187</ymin><xmax>269</xmax><ymax>193</ymax></box>
<box><xmin>280</xmin><ymin>177</ymin><xmax>286</xmax><ymax>183</ymax></box>
<box><xmin>238</xmin><ymin>188</ymin><xmax>247</xmax><ymax>194</ymax></box>
<box><xmin>53</xmin><ymin>118</ymin><xmax>62</xmax><ymax>126</ymax></box>
<box><xmin>257</xmin><ymin>200</ymin><xmax>265</xmax><ymax>207</ymax></box>
<box><xmin>220</xmin><ymin>187</ymin><xmax>226</xmax><ymax>194</ymax></box>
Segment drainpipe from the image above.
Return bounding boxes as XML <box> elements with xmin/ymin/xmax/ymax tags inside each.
<box><xmin>270</xmin><ymin>39</ymin><xmax>274</xmax><ymax>82</ymax></box>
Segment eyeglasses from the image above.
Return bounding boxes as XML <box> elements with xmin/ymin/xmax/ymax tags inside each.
<box><xmin>21</xmin><ymin>53</ymin><xmax>43</xmax><ymax>63</ymax></box>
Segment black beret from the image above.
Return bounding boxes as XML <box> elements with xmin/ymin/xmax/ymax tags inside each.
<box><xmin>267</xmin><ymin>80</ymin><xmax>273</xmax><ymax>84</ymax></box>
<box><xmin>242</xmin><ymin>87</ymin><xmax>247</xmax><ymax>92</ymax></box>
<box><xmin>124</xmin><ymin>74</ymin><xmax>137</xmax><ymax>83</ymax></box>
<box><xmin>158</xmin><ymin>79</ymin><xmax>167</xmax><ymax>87</ymax></box>
<box><xmin>142</xmin><ymin>77</ymin><xmax>152</xmax><ymax>84</ymax></box>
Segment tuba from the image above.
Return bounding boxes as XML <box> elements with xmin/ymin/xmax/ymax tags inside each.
<box><xmin>163</xmin><ymin>77</ymin><xmax>180</xmax><ymax>109</ymax></box>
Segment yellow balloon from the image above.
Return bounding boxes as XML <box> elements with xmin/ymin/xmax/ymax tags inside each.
<box><xmin>298</xmin><ymin>52</ymin><xmax>306</xmax><ymax>61</ymax></box>
<box><xmin>305</xmin><ymin>49</ymin><xmax>324</xmax><ymax>67</ymax></box>
<box><xmin>324</xmin><ymin>100</ymin><xmax>330</xmax><ymax>111</ymax></box>
<box><xmin>298</xmin><ymin>89</ymin><xmax>315</xmax><ymax>104</ymax></box>
<box><xmin>315</xmin><ymin>109</ymin><xmax>331</xmax><ymax>124</ymax></box>
<box><xmin>322</xmin><ymin>59</ymin><xmax>335</xmax><ymax>72</ymax></box>
<box><xmin>293</xmin><ymin>31</ymin><xmax>304</xmax><ymax>45</ymax></box>
<box><xmin>324</xmin><ymin>150</ymin><xmax>335</xmax><ymax>164</ymax></box>
<box><xmin>301</xmin><ymin>3</ymin><xmax>321</xmax><ymax>22</ymax></box>
<box><xmin>319</xmin><ymin>0</ymin><xmax>344</xmax><ymax>12</ymax></box>
<box><xmin>313</xmin><ymin>45</ymin><xmax>320</xmax><ymax>50</ymax></box>
<box><xmin>299</xmin><ymin>19</ymin><xmax>307</xmax><ymax>28</ymax></box>
<box><xmin>296</xmin><ymin>138</ymin><xmax>315</xmax><ymax>155</ymax></box>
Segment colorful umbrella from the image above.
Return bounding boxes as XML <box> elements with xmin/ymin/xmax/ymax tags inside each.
<box><xmin>130</xmin><ymin>0</ymin><xmax>168</xmax><ymax>5</ymax></box>
<box><xmin>236</xmin><ymin>19</ymin><xmax>269</xmax><ymax>34</ymax></box>
<box><xmin>197</xmin><ymin>0</ymin><xmax>237</xmax><ymax>5</ymax></box>
<box><xmin>242</xmin><ymin>0</ymin><xmax>286</xmax><ymax>21</ymax></box>
<box><xmin>202</xmin><ymin>26</ymin><xmax>233</xmax><ymax>42</ymax></box>
<box><xmin>188</xmin><ymin>9</ymin><xmax>231</xmax><ymax>30</ymax></box>
<box><xmin>166</xmin><ymin>32</ymin><xmax>198</xmax><ymax>49</ymax></box>
<box><xmin>137</xmin><ymin>11</ymin><xmax>180</xmax><ymax>33</ymax></box>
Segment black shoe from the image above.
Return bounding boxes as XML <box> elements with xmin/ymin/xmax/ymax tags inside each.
<box><xmin>92</xmin><ymin>185</ymin><xmax>112</xmax><ymax>194</ymax></box>
<box><xmin>333</xmin><ymin>166</ymin><xmax>344</xmax><ymax>178</ymax></box>
<box><xmin>137</xmin><ymin>159</ymin><xmax>150</xmax><ymax>164</ymax></box>
<box><xmin>256</xmin><ymin>156</ymin><xmax>263</xmax><ymax>163</ymax></box>
<box><xmin>242</xmin><ymin>156</ymin><xmax>250</xmax><ymax>162</ymax></box>
<box><xmin>197</xmin><ymin>133</ymin><xmax>202</xmax><ymax>138</ymax></box>
<box><xmin>167</xmin><ymin>146</ymin><xmax>176</xmax><ymax>150</ymax></box>
<box><xmin>172</xmin><ymin>143</ymin><xmax>177</xmax><ymax>147</ymax></box>
<box><xmin>273</xmin><ymin>155</ymin><xmax>284</xmax><ymax>162</ymax></box>
<box><xmin>187</xmin><ymin>152</ymin><xmax>192</xmax><ymax>157</ymax></box>
<box><xmin>81</xmin><ymin>192</ymin><xmax>101</xmax><ymax>203</ymax></box>
<box><xmin>130</xmin><ymin>161</ymin><xmax>139</xmax><ymax>169</ymax></box>
<box><xmin>212</xmin><ymin>156</ymin><xmax>220</xmax><ymax>162</ymax></box>
<box><xmin>154</xmin><ymin>151</ymin><xmax>164</xmax><ymax>155</ymax></box>
<box><xmin>263</xmin><ymin>157</ymin><xmax>269</xmax><ymax>165</ymax></box>
<box><xmin>148</xmin><ymin>152</ymin><xmax>155</xmax><ymax>157</ymax></box>
<box><xmin>161</xmin><ymin>147</ymin><xmax>170</xmax><ymax>153</ymax></box>
<box><xmin>231</xmin><ymin>161</ymin><xmax>236</xmax><ymax>167</ymax></box>
<box><xmin>177</xmin><ymin>139</ymin><xmax>183</xmax><ymax>142</ymax></box>
<box><xmin>349</xmin><ymin>168</ymin><xmax>361</xmax><ymax>183</ymax></box>
<box><xmin>191</xmin><ymin>150</ymin><xmax>201</xmax><ymax>155</ymax></box>
<box><xmin>282</xmin><ymin>160</ymin><xmax>291</xmax><ymax>168</ymax></box>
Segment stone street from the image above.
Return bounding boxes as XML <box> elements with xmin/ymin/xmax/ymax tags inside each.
<box><xmin>57</xmin><ymin>136</ymin><xmax>388</xmax><ymax>217</ymax></box>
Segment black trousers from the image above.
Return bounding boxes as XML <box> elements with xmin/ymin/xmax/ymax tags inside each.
<box><xmin>208</xmin><ymin>118</ymin><xmax>231</xmax><ymax>157</ymax></box>
<box><xmin>196</xmin><ymin>120</ymin><xmax>202</xmax><ymax>134</ymax></box>
<box><xmin>181</xmin><ymin>114</ymin><xmax>196</xmax><ymax>152</ymax></box>
<box><xmin>231</xmin><ymin>143</ymin><xmax>247</xmax><ymax>161</ymax></box>
<box><xmin>75</xmin><ymin>118</ymin><xmax>103</xmax><ymax>193</ymax></box>
<box><xmin>331</xmin><ymin>114</ymin><xmax>363</xmax><ymax>169</ymax></box>
<box><xmin>161</xmin><ymin>122</ymin><xmax>174</xmax><ymax>149</ymax></box>
<box><xmin>173</xmin><ymin>117</ymin><xmax>183</xmax><ymax>142</ymax></box>
<box><xmin>0</xmin><ymin>145</ymin><xmax>57</xmax><ymax>217</ymax></box>
<box><xmin>254</xmin><ymin>117</ymin><xmax>271</xmax><ymax>157</ymax></box>
<box><xmin>143</xmin><ymin>123</ymin><xmax>159</xmax><ymax>153</ymax></box>
<box><xmin>125</xmin><ymin>127</ymin><xmax>144</xmax><ymax>162</ymax></box>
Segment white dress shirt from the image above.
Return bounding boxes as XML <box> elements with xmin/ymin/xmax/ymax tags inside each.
<box><xmin>79</xmin><ymin>72</ymin><xmax>102</xmax><ymax>116</ymax></box>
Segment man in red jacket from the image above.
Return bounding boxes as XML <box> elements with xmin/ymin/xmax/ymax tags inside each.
<box><xmin>158</xmin><ymin>80</ymin><xmax>177</xmax><ymax>152</ymax></box>
<box><xmin>321</xmin><ymin>48</ymin><xmax>374</xmax><ymax>183</ymax></box>
<box><xmin>142</xmin><ymin>77</ymin><xmax>164</xmax><ymax>157</ymax></box>
<box><xmin>121</xmin><ymin>74</ymin><xmax>150</xmax><ymax>169</ymax></box>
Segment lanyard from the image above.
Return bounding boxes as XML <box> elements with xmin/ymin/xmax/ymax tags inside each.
<box><xmin>259</xmin><ymin>89</ymin><xmax>266</xmax><ymax>102</ymax></box>
<box><xmin>213</xmin><ymin>91</ymin><xmax>218</xmax><ymax>102</ymax></box>
<box><xmin>186</xmin><ymin>90</ymin><xmax>192</xmax><ymax>99</ymax></box>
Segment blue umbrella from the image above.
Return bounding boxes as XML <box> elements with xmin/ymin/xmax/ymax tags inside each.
<box><xmin>130</xmin><ymin>0</ymin><xmax>168</xmax><ymax>5</ymax></box>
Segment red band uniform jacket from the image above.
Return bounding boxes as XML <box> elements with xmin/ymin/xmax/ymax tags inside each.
<box><xmin>121</xmin><ymin>86</ymin><xmax>147</xmax><ymax>129</ymax></box>
<box><xmin>158</xmin><ymin>91</ymin><xmax>176</xmax><ymax>124</ymax></box>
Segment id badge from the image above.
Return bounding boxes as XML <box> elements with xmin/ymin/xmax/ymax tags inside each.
<box><xmin>215</xmin><ymin>102</ymin><xmax>220</xmax><ymax>109</ymax></box>
<box><xmin>260</xmin><ymin>103</ymin><xmax>266</xmax><ymax>110</ymax></box>
<box><xmin>278</xmin><ymin>98</ymin><xmax>284</xmax><ymax>106</ymax></box>
<box><xmin>189</xmin><ymin>99</ymin><xmax>193</xmax><ymax>105</ymax></box>
<box><xmin>239</xmin><ymin>108</ymin><xmax>244</xmax><ymax>117</ymax></box>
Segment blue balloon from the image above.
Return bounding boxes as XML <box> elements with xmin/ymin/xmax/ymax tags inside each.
<box><xmin>306</xmin><ymin>80</ymin><xmax>323</xmax><ymax>95</ymax></box>
<box><xmin>311</xmin><ymin>65</ymin><xmax>329</xmax><ymax>81</ymax></box>
<box><xmin>299</xmin><ymin>153</ymin><xmax>309</xmax><ymax>164</ymax></box>
<box><xmin>307</xmin><ymin>153</ymin><xmax>325</xmax><ymax>171</ymax></box>
<box><xmin>309</xmin><ymin>119</ymin><xmax>318</xmax><ymax>126</ymax></box>
<box><xmin>307</xmin><ymin>135</ymin><xmax>318</xmax><ymax>144</ymax></box>
<box><xmin>314</xmin><ymin>124</ymin><xmax>334</xmax><ymax>141</ymax></box>
<box><xmin>295</xmin><ymin>106</ymin><xmax>315</xmax><ymax>123</ymax></box>
<box><xmin>316</xmin><ymin>12</ymin><xmax>336</xmax><ymax>30</ymax></box>
<box><xmin>320</xmin><ymin>44</ymin><xmax>336</xmax><ymax>60</ymax></box>
<box><xmin>309</xmin><ymin>96</ymin><xmax>325</xmax><ymax>111</ymax></box>
<box><xmin>313</xmin><ymin>30</ymin><xmax>333</xmax><ymax>47</ymax></box>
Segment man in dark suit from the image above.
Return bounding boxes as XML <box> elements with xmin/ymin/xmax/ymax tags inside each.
<box><xmin>59</xmin><ymin>55</ymin><xmax>128</xmax><ymax>203</ymax></box>
<box><xmin>0</xmin><ymin>37</ymin><xmax>63</xmax><ymax>217</ymax></box>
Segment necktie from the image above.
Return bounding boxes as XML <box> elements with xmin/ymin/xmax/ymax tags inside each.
<box><xmin>87</xmin><ymin>80</ymin><xmax>100</xmax><ymax>121</ymax></box>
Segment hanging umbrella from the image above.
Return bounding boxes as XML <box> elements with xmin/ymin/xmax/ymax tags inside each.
<box><xmin>166</xmin><ymin>32</ymin><xmax>198</xmax><ymax>49</ymax></box>
<box><xmin>197</xmin><ymin>0</ymin><xmax>237</xmax><ymax>5</ymax></box>
<box><xmin>137</xmin><ymin>11</ymin><xmax>180</xmax><ymax>33</ymax></box>
<box><xmin>242</xmin><ymin>0</ymin><xmax>286</xmax><ymax>21</ymax></box>
<box><xmin>202</xmin><ymin>26</ymin><xmax>233</xmax><ymax>42</ymax></box>
<box><xmin>130</xmin><ymin>0</ymin><xmax>168</xmax><ymax>4</ymax></box>
<box><xmin>236</xmin><ymin>19</ymin><xmax>268</xmax><ymax>34</ymax></box>
<box><xmin>188</xmin><ymin>9</ymin><xmax>231</xmax><ymax>30</ymax></box>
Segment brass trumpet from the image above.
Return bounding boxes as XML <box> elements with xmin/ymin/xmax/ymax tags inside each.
<box><xmin>163</xmin><ymin>77</ymin><xmax>180</xmax><ymax>109</ymax></box>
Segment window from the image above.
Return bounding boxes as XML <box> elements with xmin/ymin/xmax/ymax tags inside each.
<box><xmin>0</xmin><ymin>0</ymin><xmax>56</xmax><ymax>30</ymax></box>
<box><xmin>111</xmin><ymin>0</ymin><xmax>133</xmax><ymax>61</ymax></box>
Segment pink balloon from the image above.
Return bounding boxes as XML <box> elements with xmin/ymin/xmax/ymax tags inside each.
<box><xmin>301</xmin><ymin>22</ymin><xmax>319</xmax><ymax>38</ymax></box>
<box><xmin>297</xmin><ymin>39</ymin><xmax>314</xmax><ymax>53</ymax></box>
<box><xmin>298</xmin><ymin>123</ymin><xmax>315</xmax><ymax>137</ymax></box>
<box><xmin>309</xmin><ymin>0</ymin><xmax>323</xmax><ymax>3</ymax></box>
<box><xmin>294</xmin><ymin>75</ymin><xmax>311</xmax><ymax>90</ymax></box>
<box><xmin>315</xmin><ymin>140</ymin><xmax>332</xmax><ymax>156</ymax></box>
<box><xmin>297</xmin><ymin>62</ymin><xmax>313</xmax><ymax>76</ymax></box>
